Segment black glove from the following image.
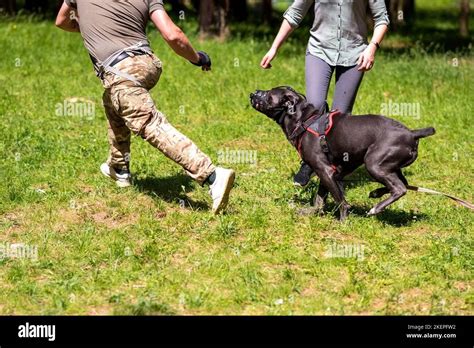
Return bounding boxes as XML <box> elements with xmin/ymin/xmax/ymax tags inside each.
<box><xmin>190</xmin><ymin>51</ymin><xmax>211</xmax><ymax>70</ymax></box>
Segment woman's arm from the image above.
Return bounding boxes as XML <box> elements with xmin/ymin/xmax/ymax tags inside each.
<box><xmin>55</xmin><ymin>2</ymin><xmax>80</xmax><ymax>32</ymax></box>
<box><xmin>260</xmin><ymin>20</ymin><xmax>294</xmax><ymax>69</ymax></box>
<box><xmin>260</xmin><ymin>0</ymin><xmax>314</xmax><ymax>69</ymax></box>
<box><xmin>358</xmin><ymin>0</ymin><xmax>390</xmax><ymax>71</ymax></box>
<box><xmin>370</xmin><ymin>24</ymin><xmax>389</xmax><ymax>48</ymax></box>
<box><xmin>357</xmin><ymin>24</ymin><xmax>388</xmax><ymax>71</ymax></box>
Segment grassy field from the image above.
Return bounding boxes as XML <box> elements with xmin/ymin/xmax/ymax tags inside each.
<box><xmin>0</xmin><ymin>1</ymin><xmax>473</xmax><ymax>315</ymax></box>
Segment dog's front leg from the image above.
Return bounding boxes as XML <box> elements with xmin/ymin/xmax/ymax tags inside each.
<box><xmin>313</xmin><ymin>166</ymin><xmax>350</xmax><ymax>221</ymax></box>
<box><xmin>313</xmin><ymin>184</ymin><xmax>328</xmax><ymax>214</ymax></box>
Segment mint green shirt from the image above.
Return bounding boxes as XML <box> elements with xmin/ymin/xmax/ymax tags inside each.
<box><xmin>283</xmin><ymin>0</ymin><xmax>390</xmax><ymax>66</ymax></box>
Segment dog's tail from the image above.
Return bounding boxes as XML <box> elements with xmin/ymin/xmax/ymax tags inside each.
<box><xmin>412</xmin><ymin>127</ymin><xmax>436</xmax><ymax>140</ymax></box>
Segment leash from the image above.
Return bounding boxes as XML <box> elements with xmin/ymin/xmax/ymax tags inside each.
<box><xmin>406</xmin><ymin>185</ymin><xmax>474</xmax><ymax>211</ymax></box>
<box><xmin>343</xmin><ymin>179</ymin><xmax>474</xmax><ymax>211</ymax></box>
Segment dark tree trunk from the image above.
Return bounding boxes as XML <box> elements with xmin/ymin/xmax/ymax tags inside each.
<box><xmin>385</xmin><ymin>0</ymin><xmax>415</xmax><ymax>30</ymax></box>
<box><xmin>229</xmin><ymin>0</ymin><xmax>248</xmax><ymax>22</ymax></box>
<box><xmin>24</xmin><ymin>0</ymin><xmax>48</xmax><ymax>12</ymax></box>
<box><xmin>215</xmin><ymin>0</ymin><xmax>230</xmax><ymax>39</ymax></box>
<box><xmin>198</xmin><ymin>0</ymin><xmax>230</xmax><ymax>40</ymax></box>
<box><xmin>262</xmin><ymin>0</ymin><xmax>272</xmax><ymax>23</ymax></box>
<box><xmin>169</xmin><ymin>0</ymin><xmax>186</xmax><ymax>16</ymax></box>
<box><xmin>460</xmin><ymin>0</ymin><xmax>470</xmax><ymax>38</ymax></box>
<box><xmin>199</xmin><ymin>0</ymin><xmax>214</xmax><ymax>39</ymax></box>
<box><xmin>0</xmin><ymin>0</ymin><xmax>16</xmax><ymax>14</ymax></box>
<box><xmin>53</xmin><ymin>0</ymin><xmax>63</xmax><ymax>14</ymax></box>
<box><xmin>403</xmin><ymin>0</ymin><xmax>415</xmax><ymax>25</ymax></box>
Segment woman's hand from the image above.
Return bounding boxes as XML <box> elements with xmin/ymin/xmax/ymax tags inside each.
<box><xmin>260</xmin><ymin>20</ymin><xmax>295</xmax><ymax>69</ymax></box>
<box><xmin>357</xmin><ymin>43</ymin><xmax>377</xmax><ymax>71</ymax></box>
<box><xmin>260</xmin><ymin>47</ymin><xmax>278</xmax><ymax>69</ymax></box>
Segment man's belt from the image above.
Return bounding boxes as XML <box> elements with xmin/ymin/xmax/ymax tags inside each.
<box><xmin>109</xmin><ymin>50</ymin><xmax>148</xmax><ymax>67</ymax></box>
<box><xmin>89</xmin><ymin>41</ymin><xmax>154</xmax><ymax>85</ymax></box>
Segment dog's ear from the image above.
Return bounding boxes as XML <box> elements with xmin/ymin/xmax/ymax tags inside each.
<box><xmin>284</xmin><ymin>92</ymin><xmax>299</xmax><ymax>115</ymax></box>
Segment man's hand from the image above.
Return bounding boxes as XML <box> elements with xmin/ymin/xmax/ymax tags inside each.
<box><xmin>190</xmin><ymin>51</ymin><xmax>211</xmax><ymax>71</ymax></box>
<box><xmin>357</xmin><ymin>43</ymin><xmax>377</xmax><ymax>71</ymax></box>
<box><xmin>151</xmin><ymin>9</ymin><xmax>209</xmax><ymax>69</ymax></box>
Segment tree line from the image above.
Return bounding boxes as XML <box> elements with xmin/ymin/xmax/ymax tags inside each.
<box><xmin>0</xmin><ymin>0</ymin><xmax>470</xmax><ymax>38</ymax></box>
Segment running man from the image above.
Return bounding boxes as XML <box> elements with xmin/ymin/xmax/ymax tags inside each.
<box><xmin>55</xmin><ymin>0</ymin><xmax>235</xmax><ymax>214</ymax></box>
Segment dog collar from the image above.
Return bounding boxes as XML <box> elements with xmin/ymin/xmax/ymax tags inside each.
<box><xmin>274</xmin><ymin>107</ymin><xmax>288</xmax><ymax>125</ymax></box>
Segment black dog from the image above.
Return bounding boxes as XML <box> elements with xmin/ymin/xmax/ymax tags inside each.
<box><xmin>250</xmin><ymin>86</ymin><xmax>435</xmax><ymax>221</ymax></box>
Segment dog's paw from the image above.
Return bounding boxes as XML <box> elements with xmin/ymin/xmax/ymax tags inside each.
<box><xmin>367</xmin><ymin>207</ymin><xmax>378</xmax><ymax>216</ymax></box>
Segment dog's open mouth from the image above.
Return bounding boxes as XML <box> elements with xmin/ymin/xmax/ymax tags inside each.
<box><xmin>252</xmin><ymin>100</ymin><xmax>263</xmax><ymax>110</ymax></box>
<box><xmin>250</xmin><ymin>92</ymin><xmax>265</xmax><ymax>111</ymax></box>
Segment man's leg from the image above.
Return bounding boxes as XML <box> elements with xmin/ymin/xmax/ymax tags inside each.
<box><xmin>112</xmin><ymin>84</ymin><xmax>234</xmax><ymax>213</ymax></box>
<box><xmin>102</xmin><ymin>54</ymin><xmax>234</xmax><ymax>213</ymax></box>
<box><xmin>143</xmin><ymin>108</ymin><xmax>217</xmax><ymax>185</ymax></box>
<box><xmin>101</xmin><ymin>89</ymin><xmax>132</xmax><ymax>187</ymax></box>
<box><xmin>103</xmin><ymin>89</ymin><xmax>132</xmax><ymax>171</ymax></box>
<box><xmin>294</xmin><ymin>54</ymin><xmax>334</xmax><ymax>187</ymax></box>
<box><xmin>112</xmin><ymin>85</ymin><xmax>215</xmax><ymax>185</ymax></box>
<box><xmin>333</xmin><ymin>65</ymin><xmax>365</xmax><ymax>114</ymax></box>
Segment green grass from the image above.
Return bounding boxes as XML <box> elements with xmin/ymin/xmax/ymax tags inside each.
<box><xmin>0</xmin><ymin>1</ymin><xmax>473</xmax><ymax>315</ymax></box>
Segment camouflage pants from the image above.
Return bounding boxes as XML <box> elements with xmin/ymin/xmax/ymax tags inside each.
<box><xmin>101</xmin><ymin>54</ymin><xmax>215</xmax><ymax>185</ymax></box>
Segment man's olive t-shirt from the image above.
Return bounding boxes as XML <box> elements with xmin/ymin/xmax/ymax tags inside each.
<box><xmin>65</xmin><ymin>0</ymin><xmax>164</xmax><ymax>62</ymax></box>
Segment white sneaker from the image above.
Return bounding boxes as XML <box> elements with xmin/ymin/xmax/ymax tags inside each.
<box><xmin>100</xmin><ymin>163</ymin><xmax>132</xmax><ymax>188</ymax></box>
<box><xmin>209</xmin><ymin>167</ymin><xmax>235</xmax><ymax>214</ymax></box>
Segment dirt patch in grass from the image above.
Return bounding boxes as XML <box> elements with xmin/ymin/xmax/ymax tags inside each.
<box><xmin>80</xmin><ymin>201</ymin><xmax>140</xmax><ymax>229</ymax></box>
<box><xmin>1</xmin><ymin>224</ymin><xmax>23</xmax><ymax>239</ymax></box>
<box><xmin>371</xmin><ymin>297</ymin><xmax>388</xmax><ymax>312</ymax></box>
<box><xmin>53</xmin><ymin>209</ymin><xmax>82</xmax><ymax>233</ymax></box>
<box><xmin>397</xmin><ymin>287</ymin><xmax>432</xmax><ymax>313</ymax></box>
<box><xmin>301</xmin><ymin>267</ymin><xmax>350</xmax><ymax>297</ymax></box>
<box><xmin>1</xmin><ymin>210</ymin><xmax>28</xmax><ymax>239</ymax></box>
<box><xmin>453</xmin><ymin>281</ymin><xmax>471</xmax><ymax>292</ymax></box>
<box><xmin>49</xmin><ymin>198</ymin><xmax>143</xmax><ymax>233</ymax></box>
<box><xmin>87</xmin><ymin>306</ymin><xmax>112</xmax><ymax>315</ymax></box>
<box><xmin>356</xmin><ymin>296</ymin><xmax>389</xmax><ymax>315</ymax></box>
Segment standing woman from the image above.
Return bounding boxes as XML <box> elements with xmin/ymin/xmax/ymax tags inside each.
<box><xmin>261</xmin><ymin>0</ymin><xmax>390</xmax><ymax>186</ymax></box>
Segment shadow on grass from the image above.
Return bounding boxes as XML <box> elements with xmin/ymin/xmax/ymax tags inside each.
<box><xmin>313</xmin><ymin>203</ymin><xmax>427</xmax><ymax>226</ymax></box>
<box><xmin>295</xmin><ymin>165</ymin><xmax>427</xmax><ymax>226</ymax></box>
<box><xmin>349</xmin><ymin>205</ymin><xmax>428</xmax><ymax>227</ymax></box>
<box><xmin>291</xmin><ymin>168</ymin><xmax>378</xmax><ymax>206</ymax></box>
<box><xmin>133</xmin><ymin>173</ymin><xmax>209</xmax><ymax>211</ymax></box>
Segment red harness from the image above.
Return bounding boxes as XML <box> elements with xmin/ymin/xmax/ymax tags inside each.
<box><xmin>295</xmin><ymin>110</ymin><xmax>341</xmax><ymax>155</ymax></box>
<box><xmin>291</xmin><ymin>110</ymin><xmax>342</xmax><ymax>172</ymax></box>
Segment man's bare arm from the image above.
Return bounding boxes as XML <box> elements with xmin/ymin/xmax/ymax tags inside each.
<box><xmin>55</xmin><ymin>1</ymin><xmax>80</xmax><ymax>32</ymax></box>
<box><xmin>150</xmin><ymin>9</ymin><xmax>199</xmax><ymax>64</ymax></box>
